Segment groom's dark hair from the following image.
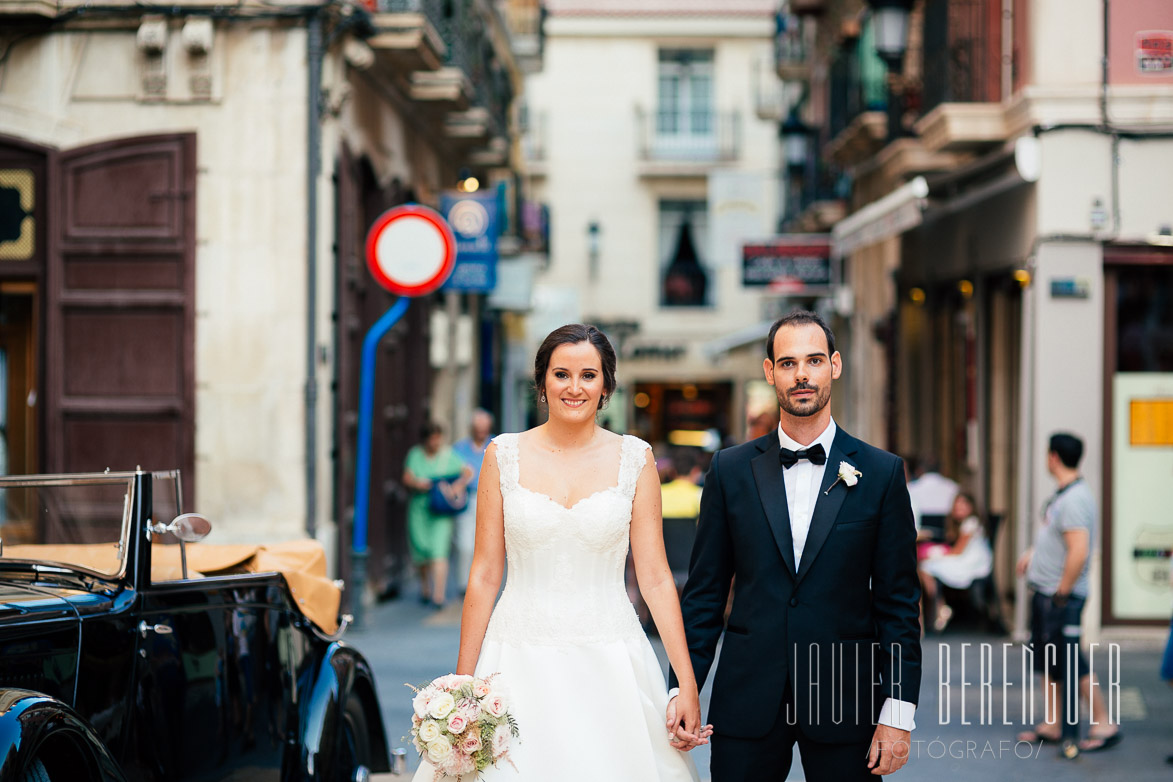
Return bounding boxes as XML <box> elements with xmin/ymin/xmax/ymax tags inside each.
<box><xmin>766</xmin><ymin>310</ymin><xmax>837</xmax><ymax>362</ymax></box>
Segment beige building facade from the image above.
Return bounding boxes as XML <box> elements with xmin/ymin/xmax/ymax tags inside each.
<box><xmin>0</xmin><ymin>0</ymin><xmax>536</xmax><ymax>601</ymax></box>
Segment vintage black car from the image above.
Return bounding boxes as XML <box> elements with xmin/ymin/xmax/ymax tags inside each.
<box><xmin>0</xmin><ymin>470</ymin><xmax>392</xmax><ymax>782</ymax></box>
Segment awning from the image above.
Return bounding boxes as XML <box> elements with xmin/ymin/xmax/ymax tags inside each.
<box><xmin>830</xmin><ymin>137</ymin><xmax>1042</xmax><ymax>258</ymax></box>
<box><xmin>830</xmin><ymin>176</ymin><xmax>928</xmax><ymax>258</ymax></box>
<box><xmin>700</xmin><ymin>319</ymin><xmax>775</xmax><ymax>360</ymax></box>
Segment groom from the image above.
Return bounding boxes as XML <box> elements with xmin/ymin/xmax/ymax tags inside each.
<box><xmin>668</xmin><ymin>310</ymin><xmax>921</xmax><ymax>779</ymax></box>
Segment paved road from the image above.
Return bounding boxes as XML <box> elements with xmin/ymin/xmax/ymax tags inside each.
<box><xmin>348</xmin><ymin>595</ymin><xmax>1171</xmax><ymax>781</ymax></box>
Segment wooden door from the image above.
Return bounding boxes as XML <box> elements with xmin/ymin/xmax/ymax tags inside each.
<box><xmin>47</xmin><ymin>134</ymin><xmax>196</xmax><ymax>508</ymax></box>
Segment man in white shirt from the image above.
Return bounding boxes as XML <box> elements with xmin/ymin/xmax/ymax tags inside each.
<box><xmin>669</xmin><ymin>310</ymin><xmax>921</xmax><ymax>780</ymax></box>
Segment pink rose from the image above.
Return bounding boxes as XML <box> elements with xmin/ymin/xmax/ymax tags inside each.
<box><xmin>446</xmin><ymin>714</ymin><xmax>468</xmax><ymax>735</ymax></box>
<box><xmin>472</xmin><ymin>679</ymin><xmax>491</xmax><ymax>698</ymax></box>
<box><xmin>460</xmin><ymin>733</ymin><xmax>482</xmax><ymax>754</ymax></box>
<box><xmin>482</xmin><ymin>694</ymin><xmax>506</xmax><ymax>718</ymax></box>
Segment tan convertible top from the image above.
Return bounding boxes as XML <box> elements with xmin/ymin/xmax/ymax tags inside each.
<box><xmin>4</xmin><ymin>540</ymin><xmax>342</xmax><ymax>634</ymax></box>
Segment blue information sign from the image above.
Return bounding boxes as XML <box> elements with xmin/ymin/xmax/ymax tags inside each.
<box><xmin>441</xmin><ymin>190</ymin><xmax>499</xmax><ymax>292</ymax></box>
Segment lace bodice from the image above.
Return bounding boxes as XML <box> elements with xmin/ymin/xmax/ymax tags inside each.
<box><xmin>483</xmin><ymin>433</ymin><xmax>650</xmax><ymax>646</ymax></box>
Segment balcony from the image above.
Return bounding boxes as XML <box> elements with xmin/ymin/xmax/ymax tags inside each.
<box><xmin>520</xmin><ymin>108</ymin><xmax>547</xmax><ymax>176</ymax></box>
<box><xmin>370</xmin><ymin>0</ymin><xmax>448</xmax><ymax>73</ymax></box>
<box><xmin>504</xmin><ymin>0</ymin><xmax>545</xmax><ymax>74</ymax></box>
<box><xmin>774</xmin><ymin>12</ymin><xmax>810</xmax><ymax>81</ymax></box>
<box><xmin>914</xmin><ymin>0</ymin><xmax>1005</xmax><ymax>152</ymax></box>
<box><xmin>825</xmin><ymin>35</ymin><xmax>888</xmax><ymax>167</ymax></box>
<box><xmin>635</xmin><ymin>107</ymin><xmax>741</xmax><ymax>177</ymax></box>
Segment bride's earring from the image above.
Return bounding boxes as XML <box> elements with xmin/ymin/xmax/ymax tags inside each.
<box><xmin>540</xmin><ymin>390</ymin><xmax>547</xmax><ymax>404</ymax></box>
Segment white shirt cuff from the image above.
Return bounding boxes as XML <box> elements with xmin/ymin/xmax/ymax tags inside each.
<box><xmin>667</xmin><ymin>687</ymin><xmax>680</xmax><ymax>701</ymax></box>
<box><xmin>878</xmin><ymin>697</ymin><xmax>916</xmax><ymax>731</ymax></box>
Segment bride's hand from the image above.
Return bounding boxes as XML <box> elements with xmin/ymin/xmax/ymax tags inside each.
<box><xmin>665</xmin><ymin>693</ymin><xmax>712</xmax><ymax>751</ymax></box>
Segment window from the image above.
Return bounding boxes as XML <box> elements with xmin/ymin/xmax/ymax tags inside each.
<box><xmin>659</xmin><ymin>201</ymin><xmax>711</xmax><ymax>307</ymax></box>
<box><xmin>657</xmin><ymin>49</ymin><xmax>715</xmax><ymax>142</ymax></box>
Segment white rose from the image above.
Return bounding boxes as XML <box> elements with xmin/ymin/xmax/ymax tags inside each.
<box><xmin>427</xmin><ymin>692</ymin><xmax>456</xmax><ymax>720</ymax></box>
<box><xmin>412</xmin><ymin>689</ymin><xmax>432</xmax><ymax>719</ymax></box>
<box><xmin>426</xmin><ymin>738</ymin><xmax>453</xmax><ymax>764</ymax></box>
<box><xmin>491</xmin><ymin>725</ymin><xmax>511</xmax><ymax>758</ymax></box>
<box><xmin>417</xmin><ymin>719</ymin><xmax>442</xmax><ymax>743</ymax></box>
<box><xmin>843</xmin><ymin>472</ymin><xmax>859</xmax><ymax>487</ymax></box>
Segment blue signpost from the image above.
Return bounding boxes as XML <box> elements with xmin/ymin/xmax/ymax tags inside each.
<box><xmin>351</xmin><ymin>204</ymin><xmax>456</xmax><ymax>628</ymax></box>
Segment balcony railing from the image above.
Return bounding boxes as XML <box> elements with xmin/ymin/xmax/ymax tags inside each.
<box><xmin>921</xmin><ymin>0</ymin><xmax>1000</xmax><ymax>115</ymax></box>
<box><xmin>380</xmin><ymin>0</ymin><xmax>446</xmax><ymax>31</ymax></box>
<box><xmin>636</xmin><ymin>107</ymin><xmax>741</xmax><ymax>164</ymax></box>
<box><xmin>504</xmin><ymin>0</ymin><xmax>545</xmax><ymax>69</ymax></box>
<box><xmin>774</xmin><ymin>12</ymin><xmax>809</xmax><ymax>80</ymax></box>
<box><xmin>827</xmin><ymin>36</ymin><xmax>887</xmax><ymax>141</ymax></box>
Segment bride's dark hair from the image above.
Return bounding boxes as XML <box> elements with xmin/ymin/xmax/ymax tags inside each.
<box><xmin>533</xmin><ymin>324</ymin><xmax>617</xmax><ymax>410</ymax></box>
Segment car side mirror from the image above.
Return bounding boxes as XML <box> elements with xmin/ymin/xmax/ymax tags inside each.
<box><xmin>152</xmin><ymin>512</ymin><xmax>212</xmax><ymax>542</ymax></box>
<box><xmin>168</xmin><ymin>513</ymin><xmax>212</xmax><ymax>542</ymax></box>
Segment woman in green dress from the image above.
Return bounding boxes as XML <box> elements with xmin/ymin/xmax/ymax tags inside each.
<box><xmin>403</xmin><ymin>422</ymin><xmax>473</xmax><ymax>609</ymax></box>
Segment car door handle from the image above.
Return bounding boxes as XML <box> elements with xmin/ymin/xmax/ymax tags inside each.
<box><xmin>138</xmin><ymin>621</ymin><xmax>174</xmax><ymax>638</ymax></box>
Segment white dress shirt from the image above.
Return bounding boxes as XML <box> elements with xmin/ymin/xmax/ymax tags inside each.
<box><xmin>778</xmin><ymin>418</ymin><xmax>916</xmax><ymax>732</ymax></box>
<box><xmin>777</xmin><ymin>419</ymin><xmax>837</xmax><ymax>568</ymax></box>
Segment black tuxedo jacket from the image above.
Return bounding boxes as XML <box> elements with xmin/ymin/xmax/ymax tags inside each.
<box><xmin>670</xmin><ymin>428</ymin><xmax>921</xmax><ymax>743</ymax></box>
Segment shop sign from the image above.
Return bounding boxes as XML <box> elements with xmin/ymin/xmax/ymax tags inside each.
<box><xmin>1136</xmin><ymin>30</ymin><xmax>1173</xmax><ymax>73</ymax></box>
<box><xmin>742</xmin><ymin>235</ymin><xmax>833</xmax><ymax>293</ymax></box>
<box><xmin>440</xmin><ymin>190</ymin><xmax>499</xmax><ymax>292</ymax></box>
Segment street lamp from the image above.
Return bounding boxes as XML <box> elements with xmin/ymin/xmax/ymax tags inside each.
<box><xmin>780</xmin><ymin>110</ymin><xmax>812</xmax><ymax>172</ymax></box>
<box><xmin>865</xmin><ymin>0</ymin><xmax>914</xmax><ymax>72</ymax></box>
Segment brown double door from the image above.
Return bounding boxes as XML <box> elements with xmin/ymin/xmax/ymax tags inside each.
<box><xmin>0</xmin><ymin>133</ymin><xmax>195</xmax><ymax>509</ymax></box>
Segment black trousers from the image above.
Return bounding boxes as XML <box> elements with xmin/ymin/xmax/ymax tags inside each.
<box><xmin>710</xmin><ymin>683</ymin><xmax>875</xmax><ymax>782</ymax></box>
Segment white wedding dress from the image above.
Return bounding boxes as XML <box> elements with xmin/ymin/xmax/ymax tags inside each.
<box><xmin>412</xmin><ymin>433</ymin><xmax>699</xmax><ymax>782</ymax></box>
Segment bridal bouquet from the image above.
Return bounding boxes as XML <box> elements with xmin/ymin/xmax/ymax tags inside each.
<box><xmin>409</xmin><ymin>673</ymin><xmax>519</xmax><ymax>780</ymax></box>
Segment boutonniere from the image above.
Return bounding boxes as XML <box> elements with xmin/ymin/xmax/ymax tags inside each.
<box><xmin>824</xmin><ymin>461</ymin><xmax>862</xmax><ymax>495</ymax></box>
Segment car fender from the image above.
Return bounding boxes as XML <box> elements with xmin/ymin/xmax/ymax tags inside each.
<box><xmin>0</xmin><ymin>690</ymin><xmax>126</xmax><ymax>782</ymax></box>
<box><xmin>298</xmin><ymin>642</ymin><xmax>391</xmax><ymax>780</ymax></box>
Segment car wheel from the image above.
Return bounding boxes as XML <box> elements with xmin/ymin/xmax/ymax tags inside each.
<box><xmin>19</xmin><ymin>758</ymin><xmax>52</xmax><ymax>782</ymax></box>
<box><xmin>338</xmin><ymin>696</ymin><xmax>372</xmax><ymax>782</ymax></box>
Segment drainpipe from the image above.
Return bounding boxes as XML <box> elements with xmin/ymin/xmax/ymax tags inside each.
<box><xmin>305</xmin><ymin>11</ymin><xmax>323</xmax><ymax>539</ymax></box>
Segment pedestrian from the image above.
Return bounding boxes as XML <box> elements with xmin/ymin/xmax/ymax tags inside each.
<box><xmin>452</xmin><ymin>408</ymin><xmax>494</xmax><ymax>595</ymax></box>
<box><xmin>907</xmin><ymin>456</ymin><xmax>958</xmax><ymax>546</ymax></box>
<box><xmin>918</xmin><ymin>491</ymin><xmax>992</xmax><ymax>632</ymax></box>
<box><xmin>403</xmin><ymin>422</ymin><xmax>472</xmax><ymax>610</ymax></box>
<box><xmin>659</xmin><ymin>451</ymin><xmax>702</xmax><ymax>520</ymax></box>
<box><xmin>669</xmin><ymin>309</ymin><xmax>921</xmax><ymax>780</ymax></box>
<box><xmin>1016</xmin><ymin>432</ymin><xmax>1121</xmax><ymax>757</ymax></box>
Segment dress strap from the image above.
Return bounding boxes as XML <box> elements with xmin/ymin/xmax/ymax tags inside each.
<box><xmin>617</xmin><ymin>435</ymin><xmax>652</xmax><ymax>499</ymax></box>
<box><xmin>493</xmin><ymin>432</ymin><xmax>521</xmax><ymax>493</ymax></box>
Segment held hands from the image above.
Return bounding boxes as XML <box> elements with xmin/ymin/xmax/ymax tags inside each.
<box><xmin>665</xmin><ymin>693</ymin><xmax>713</xmax><ymax>751</ymax></box>
<box><xmin>867</xmin><ymin>724</ymin><xmax>911</xmax><ymax>775</ymax></box>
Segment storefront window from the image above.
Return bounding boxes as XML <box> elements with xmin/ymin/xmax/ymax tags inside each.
<box><xmin>1116</xmin><ymin>264</ymin><xmax>1173</xmax><ymax>371</ymax></box>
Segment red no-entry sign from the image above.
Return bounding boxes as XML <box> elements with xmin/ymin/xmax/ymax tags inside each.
<box><xmin>364</xmin><ymin>204</ymin><xmax>457</xmax><ymax>296</ymax></box>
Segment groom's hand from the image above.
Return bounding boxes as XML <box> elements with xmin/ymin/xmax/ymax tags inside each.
<box><xmin>867</xmin><ymin>724</ymin><xmax>911</xmax><ymax>775</ymax></box>
<box><xmin>665</xmin><ymin>695</ymin><xmax>713</xmax><ymax>751</ymax></box>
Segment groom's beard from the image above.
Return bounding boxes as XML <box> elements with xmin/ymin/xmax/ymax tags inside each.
<box><xmin>778</xmin><ymin>381</ymin><xmax>831</xmax><ymax>418</ymax></box>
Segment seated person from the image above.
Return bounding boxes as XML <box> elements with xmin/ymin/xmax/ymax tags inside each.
<box><xmin>919</xmin><ymin>492</ymin><xmax>993</xmax><ymax>632</ymax></box>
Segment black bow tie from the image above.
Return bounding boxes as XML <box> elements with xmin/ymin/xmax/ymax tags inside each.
<box><xmin>779</xmin><ymin>443</ymin><xmax>827</xmax><ymax>469</ymax></box>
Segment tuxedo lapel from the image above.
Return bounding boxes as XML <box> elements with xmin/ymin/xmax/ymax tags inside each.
<box><xmin>794</xmin><ymin>430</ymin><xmax>860</xmax><ymax>585</ymax></box>
<box><xmin>750</xmin><ymin>438</ymin><xmax>797</xmax><ymax>577</ymax></box>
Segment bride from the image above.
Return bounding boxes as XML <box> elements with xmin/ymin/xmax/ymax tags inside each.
<box><xmin>413</xmin><ymin>323</ymin><xmax>711</xmax><ymax>781</ymax></box>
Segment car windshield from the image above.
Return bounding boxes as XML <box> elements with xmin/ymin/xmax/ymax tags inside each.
<box><xmin>0</xmin><ymin>474</ymin><xmax>135</xmax><ymax>577</ymax></box>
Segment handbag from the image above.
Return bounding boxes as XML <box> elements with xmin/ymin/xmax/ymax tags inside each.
<box><xmin>428</xmin><ymin>475</ymin><xmax>468</xmax><ymax>515</ymax></box>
